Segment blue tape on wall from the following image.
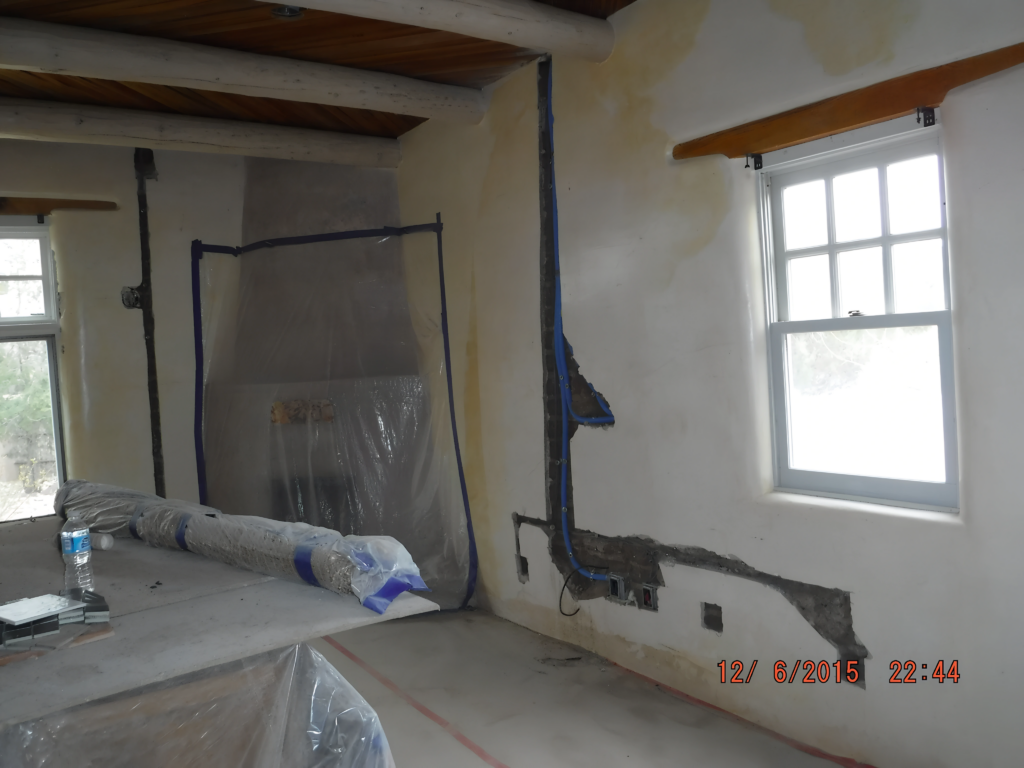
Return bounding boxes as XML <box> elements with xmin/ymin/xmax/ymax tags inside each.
<box><xmin>190</xmin><ymin>240</ymin><xmax>209</xmax><ymax>505</ymax></box>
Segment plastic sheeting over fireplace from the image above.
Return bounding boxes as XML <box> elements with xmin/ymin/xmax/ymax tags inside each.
<box><xmin>192</xmin><ymin>221</ymin><xmax>476</xmax><ymax>609</ymax></box>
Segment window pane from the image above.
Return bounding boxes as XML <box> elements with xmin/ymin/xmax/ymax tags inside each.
<box><xmin>787</xmin><ymin>254</ymin><xmax>832</xmax><ymax>321</ymax></box>
<box><xmin>0</xmin><ymin>280</ymin><xmax>45</xmax><ymax>318</ymax></box>
<box><xmin>838</xmin><ymin>247</ymin><xmax>885</xmax><ymax>316</ymax></box>
<box><xmin>786</xmin><ymin>326</ymin><xmax>945</xmax><ymax>482</ymax></box>
<box><xmin>783</xmin><ymin>180</ymin><xmax>828</xmax><ymax>251</ymax></box>
<box><xmin>887</xmin><ymin>155</ymin><xmax>942</xmax><ymax>235</ymax></box>
<box><xmin>0</xmin><ymin>340</ymin><xmax>57</xmax><ymax>522</ymax></box>
<box><xmin>893</xmin><ymin>239</ymin><xmax>945</xmax><ymax>313</ymax></box>
<box><xmin>0</xmin><ymin>240</ymin><xmax>42</xmax><ymax>276</ymax></box>
<box><xmin>833</xmin><ymin>168</ymin><xmax>881</xmax><ymax>243</ymax></box>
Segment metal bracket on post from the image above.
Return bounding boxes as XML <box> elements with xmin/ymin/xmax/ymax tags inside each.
<box><xmin>917</xmin><ymin>107</ymin><xmax>936</xmax><ymax>127</ymax></box>
<box><xmin>120</xmin><ymin>286</ymin><xmax>142</xmax><ymax>309</ymax></box>
<box><xmin>745</xmin><ymin>154</ymin><xmax>763</xmax><ymax>170</ymax></box>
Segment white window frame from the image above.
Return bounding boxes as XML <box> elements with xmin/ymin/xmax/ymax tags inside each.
<box><xmin>0</xmin><ymin>220</ymin><xmax>67</xmax><ymax>497</ymax></box>
<box><xmin>757</xmin><ymin>118</ymin><xmax>959</xmax><ymax>512</ymax></box>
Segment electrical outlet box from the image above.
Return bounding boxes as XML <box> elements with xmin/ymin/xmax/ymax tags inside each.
<box><xmin>702</xmin><ymin>602</ymin><xmax>723</xmax><ymax>633</ymax></box>
<box><xmin>515</xmin><ymin>554</ymin><xmax>529</xmax><ymax>584</ymax></box>
<box><xmin>606</xmin><ymin>574</ymin><xmax>629</xmax><ymax>604</ymax></box>
<box><xmin>639</xmin><ymin>584</ymin><xmax>658</xmax><ymax>611</ymax></box>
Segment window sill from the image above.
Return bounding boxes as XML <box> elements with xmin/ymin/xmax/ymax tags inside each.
<box><xmin>760</xmin><ymin>489</ymin><xmax>963</xmax><ymax>525</ymax></box>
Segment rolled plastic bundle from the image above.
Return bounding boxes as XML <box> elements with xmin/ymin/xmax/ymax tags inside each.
<box><xmin>54</xmin><ymin>481</ymin><xmax>427</xmax><ymax>614</ymax></box>
<box><xmin>55</xmin><ymin>479</ymin><xmax>223</xmax><ymax>537</ymax></box>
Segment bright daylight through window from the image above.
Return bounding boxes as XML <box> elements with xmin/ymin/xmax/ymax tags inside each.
<box><xmin>0</xmin><ymin>226</ymin><xmax>63</xmax><ymax>523</ymax></box>
<box><xmin>763</xmin><ymin>129</ymin><xmax>957</xmax><ymax>509</ymax></box>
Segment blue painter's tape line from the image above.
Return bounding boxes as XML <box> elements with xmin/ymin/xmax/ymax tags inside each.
<box><xmin>175</xmin><ymin>514</ymin><xmax>191</xmax><ymax>551</ymax></box>
<box><xmin>129</xmin><ymin>504</ymin><xmax>144</xmax><ymax>540</ymax></box>
<box><xmin>294</xmin><ymin>545</ymin><xmax>321</xmax><ymax>588</ymax></box>
<box><xmin>435</xmin><ymin>216</ymin><xmax>479</xmax><ymax>609</ymax></box>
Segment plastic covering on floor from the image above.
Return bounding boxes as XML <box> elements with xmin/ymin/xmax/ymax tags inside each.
<box><xmin>193</xmin><ymin>223</ymin><xmax>475</xmax><ymax>609</ymax></box>
<box><xmin>0</xmin><ymin>643</ymin><xmax>395</xmax><ymax>768</ymax></box>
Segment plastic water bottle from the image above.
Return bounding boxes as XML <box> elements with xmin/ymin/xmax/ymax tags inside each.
<box><xmin>60</xmin><ymin>510</ymin><xmax>94</xmax><ymax>593</ymax></box>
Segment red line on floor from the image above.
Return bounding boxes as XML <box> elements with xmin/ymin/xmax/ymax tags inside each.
<box><xmin>614</xmin><ymin>662</ymin><xmax>879</xmax><ymax>768</ymax></box>
<box><xmin>322</xmin><ymin>635</ymin><xmax>512</xmax><ymax>768</ymax></box>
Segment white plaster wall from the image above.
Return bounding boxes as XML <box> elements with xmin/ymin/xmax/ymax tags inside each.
<box><xmin>0</xmin><ymin>141</ymin><xmax>243</xmax><ymax>500</ymax></box>
<box><xmin>398</xmin><ymin>0</ymin><xmax>1024</xmax><ymax>765</ymax></box>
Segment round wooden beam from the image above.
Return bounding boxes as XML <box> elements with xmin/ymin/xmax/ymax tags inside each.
<box><xmin>273</xmin><ymin>0</ymin><xmax>616</xmax><ymax>62</ymax></box>
<box><xmin>0</xmin><ymin>98</ymin><xmax>401</xmax><ymax>168</ymax></box>
<box><xmin>0</xmin><ymin>18</ymin><xmax>486</xmax><ymax>125</ymax></box>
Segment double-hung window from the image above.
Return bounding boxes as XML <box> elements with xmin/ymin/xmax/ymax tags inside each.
<box><xmin>0</xmin><ymin>222</ymin><xmax>65</xmax><ymax>523</ymax></box>
<box><xmin>761</xmin><ymin>126</ymin><xmax>958</xmax><ymax>510</ymax></box>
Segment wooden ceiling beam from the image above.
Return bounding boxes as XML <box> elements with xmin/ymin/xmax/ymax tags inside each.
<box><xmin>0</xmin><ymin>98</ymin><xmax>401</xmax><ymax>167</ymax></box>
<box><xmin>672</xmin><ymin>41</ymin><xmax>1024</xmax><ymax>161</ymax></box>
<box><xmin>0</xmin><ymin>18</ymin><xmax>486</xmax><ymax>124</ymax></box>
<box><xmin>267</xmin><ymin>0</ymin><xmax>615</xmax><ymax>62</ymax></box>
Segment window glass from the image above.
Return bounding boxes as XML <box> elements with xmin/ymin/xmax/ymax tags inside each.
<box><xmin>887</xmin><ymin>155</ymin><xmax>942</xmax><ymax>235</ymax></box>
<box><xmin>0</xmin><ymin>339</ymin><xmax>58</xmax><ymax>522</ymax></box>
<box><xmin>833</xmin><ymin>168</ymin><xmax>881</xmax><ymax>243</ymax></box>
<box><xmin>0</xmin><ymin>280</ymin><xmax>45</xmax><ymax>319</ymax></box>
<box><xmin>893</xmin><ymin>239</ymin><xmax>945</xmax><ymax>313</ymax></box>
<box><xmin>783</xmin><ymin>180</ymin><xmax>828</xmax><ymax>250</ymax></box>
<box><xmin>786</xmin><ymin>326</ymin><xmax>945</xmax><ymax>483</ymax></box>
<box><xmin>838</xmin><ymin>247</ymin><xmax>885</xmax><ymax>316</ymax></box>
<box><xmin>787</xmin><ymin>254</ymin><xmax>831</xmax><ymax>321</ymax></box>
<box><xmin>0</xmin><ymin>240</ymin><xmax>42</xmax><ymax>276</ymax></box>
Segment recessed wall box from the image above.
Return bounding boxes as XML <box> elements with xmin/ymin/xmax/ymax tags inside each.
<box><xmin>702</xmin><ymin>602</ymin><xmax>723</xmax><ymax>633</ymax></box>
<box><xmin>515</xmin><ymin>554</ymin><xmax>529</xmax><ymax>584</ymax></box>
<box><xmin>606</xmin><ymin>574</ymin><xmax>629</xmax><ymax>604</ymax></box>
<box><xmin>640</xmin><ymin>584</ymin><xmax>658</xmax><ymax>612</ymax></box>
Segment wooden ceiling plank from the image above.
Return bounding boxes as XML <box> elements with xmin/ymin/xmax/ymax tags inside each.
<box><xmin>672</xmin><ymin>41</ymin><xmax>1024</xmax><ymax>161</ymax></box>
<box><xmin>0</xmin><ymin>97</ymin><xmax>402</xmax><ymax>166</ymax></box>
<box><xmin>0</xmin><ymin>71</ymin><xmax>426</xmax><ymax>138</ymax></box>
<box><xmin>257</xmin><ymin>0</ymin><xmax>615</xmax><ymax>61</ymax></box>
<box><xmin>0</xmin><ymin>18</ymin><xmax>487</xmax><ymax>123</ymax></box>
<box><xmin>0</xmin><ymin>197</ymin><xmax>118</xmax><ymax>215</ymax></box>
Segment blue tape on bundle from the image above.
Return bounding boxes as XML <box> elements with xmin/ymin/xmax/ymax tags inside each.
<box><xmin>128</xmin><ymin>504</ymin><xmax>144</xmax><ymax>540</ymax></box>
<box><xmin>349</xmin><ymin>549</ymin><xmax>376</xmax><ymax>571</ymax></box>
<box><xmin>294</xmin><ymin>545</ymin><xmax>322</xmax><ymax>588</ymax></box>
<box><xmin>175</xmin><ymin>514</ymin><xmax>191</xmax><ymax>551</ymax></box>
<box><xmin>361</xmin><ymin>575</ymin><xmax>430</xmax><ymax>615</ymax></box>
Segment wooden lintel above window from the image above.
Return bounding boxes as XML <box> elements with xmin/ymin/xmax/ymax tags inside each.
<box><xmin>0</xmin><ymin>197</ymin><xmax>118</xmax><ymax>216</ymax></box>
<box><xmin>672</xmin><ymin>41</ymin><xmax>1024</xmax><ymax>161</ymax></box>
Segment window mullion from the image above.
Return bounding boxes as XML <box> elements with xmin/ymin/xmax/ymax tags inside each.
<box><xmin>825</xmin><ymin>175</ymin><xmax>840</xmax><ymax>318</ymax></box>
<box><xmin>878</xmin><ymin>164</ymin><xmax>896</xmax><ymax>314</ymax></box>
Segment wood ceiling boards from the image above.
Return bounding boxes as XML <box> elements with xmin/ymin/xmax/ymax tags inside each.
<box><xmin>0</xmin><ymin>0</ymin><xmax>638</xmax><ymax>139</ymax></box>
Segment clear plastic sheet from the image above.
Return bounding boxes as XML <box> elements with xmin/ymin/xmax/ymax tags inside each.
<box><xmin>197</xmin><ymin>228</ymin><xmax>472</xmax><ymax>608</ymax></box>
<box><xmin>0</xmin><ymin>643</ymin><xmax>395</xmax><ymax>768</ymax></box>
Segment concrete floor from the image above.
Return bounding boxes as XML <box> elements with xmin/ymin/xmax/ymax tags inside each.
<box><xmin>311</xmin><ymin>611</ymin><xmax>839</xmax><ymax>768</ymax></box>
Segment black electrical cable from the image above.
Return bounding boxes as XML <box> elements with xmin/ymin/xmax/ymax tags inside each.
<box><xmin>558</xmin><ymin>570</ymin><xmax>581</xmax><ymax>617</ymax></box>
<box><xmin>558</xmin><ymin>563</ymin><xmax>610</xmax><ymax>617</ymax></box>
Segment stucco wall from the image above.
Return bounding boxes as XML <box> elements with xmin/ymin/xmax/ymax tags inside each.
<box><xmin>0</xmin><ymin>141</ymin><xmax>244</xmax><ymax>501</ymax></box>
<box><xmin>397</xmin><ymin>0</ymin><xmax>1024</xmax><ymax>765</ymax></box>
